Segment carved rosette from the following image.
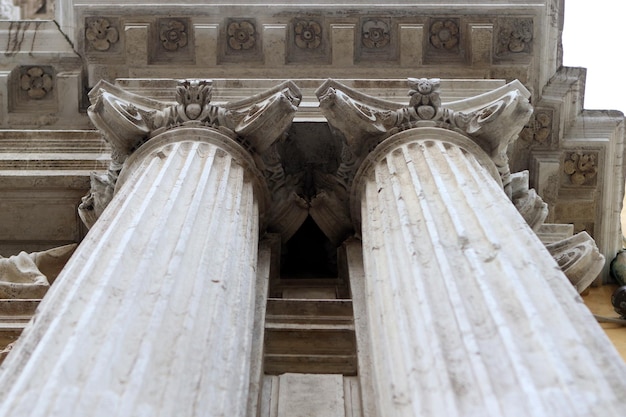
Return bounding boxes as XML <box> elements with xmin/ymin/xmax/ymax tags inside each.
<box><xmin>520</xmin><ymin>109</ymin><xmax>552</xmax><ymax>145</ymax></box>
<box><xmin>496</xmin><ymin>18</ymin><xmax>533</xmax><ymax>56</ymax></box>
<box><xmin>361</xmin><ymin>19</ymin><xmax>390</xmax><ymax>49</ymax></box>
<box><xmin>19</xmin><ymin>66</ymin><xmax>53</xmax><ymax>100</ymax></box>
<box><xmin>563</xmin><ymin>151</ymin><xmax>598</xmax><ymax>186</ymax></box>
<box><xmin>429</xmin><ymin>19</ymin><xmax>459</xmax><ymax>50</ymax></box>
<box><xmin>294</xmin><ymin>19</ymin><xmax>322</xmax><ymax>49</ymax></box>
<box><xmin>227</xmin><ymin>20</ymin><xmax>257</xmax><ymax>51</ymax></box>
<box><xmin>85</xmin><ymin>17</ymin><xmax>119</xmax><ymax>51</ymax></box>
<box><xmin>82</xmin><ymin>79</ymin><xmax>302</xmax><ymax>228</ymax></box>
<box><xmin>159</xmin><ymin>18</ymin><xmax>189</xmax><ymax>51</ymax></box>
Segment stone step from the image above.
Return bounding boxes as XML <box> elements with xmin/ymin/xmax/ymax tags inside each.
<box><xmin>264</xmin><ymin>298</ymin><xmax>357</xmax><ymax>375</ymax></box>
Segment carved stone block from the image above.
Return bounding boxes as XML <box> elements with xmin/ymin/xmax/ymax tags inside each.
<box><xmin>425</xmin><ymin>17</ymin><xmax>465</xmax><ymax>63</ymax></box>
<box><xmin>355</xmin><ymin>17</ymin><xmax>397</xmax><ymax>62</ymax></box>
<box><xmin>84</xmin><ymin>17</ymin><xmax>121</xmax><ymax>55</ymax></box>
<box><xmin>495</xmin><ymin>18</ymin><xmax>533</xmax><ymax>61</ymax></box>
<box><xmin>221</xmin><ymin>18</ymin><xmax>262</xmax><ymax>62</ymax></box>
<box><xmin>150</xmin><ymin>18</ymin><xmax>194</xmax><ymax>64</ymax></box>
<box><xmin>519</xmin><ymin>109</ymin><xmax>554</xmax><ymax>147</ymax></box>
<box><xmin>10</xmin><ymin>65</ymin><xmax>56</xmax><ymax>113</ymax></box>
<box><xmin>287</xmin><ymin>17</ymin><xmax>330</xmax><ymax>64</ymax></box>
<box><xmin>562</xmin><ymin>150</ymin><xmax>599</xmax><ymax>187</ymax></box>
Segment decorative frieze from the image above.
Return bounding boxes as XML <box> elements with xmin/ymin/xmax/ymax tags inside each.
<box><xmin>85</xmin><ymin>17</ymin><xmax>120</xmax><ymax>52</ymax></box>
<box><xmin>19</xmin><ymin>66</ymin><xmax>53</xmax><ymax>100</ymax></box>
<box><xmin>563</xmin><ymin>151</ymin><xmax>598</xmax><ymax>186</ymax></box>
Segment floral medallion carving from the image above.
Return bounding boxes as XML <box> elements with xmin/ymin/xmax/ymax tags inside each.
<box><xmin>159</xmin><ymin>19</ymin><xmax>188</xmax><ymax>51</ymax></box>
<box><xmin>294</xmin><ymin>19</ymin><xmax>322</xmax><ymax>49</ymax></box>
<box><xmin>227</xmin><ymin>20</ymin><xmax>256</xmax><ymax>50</ymax></box>
<box><xmin>19</xmin><ymin>66</ymin><xmax>53</xmax><ymax>100</ymax></box>
<box><xmin>519</xmin><ymin>109</ymin><xmax>552</xmax><ymax>145</ymax></box>
<box><xmin>85</xmin><ymin>17</ymin><xmax>119</xmax><ymax>51</ymax></box>
<box><xmin>429</xmin><ymin>19</ymin><xmax>459</xmax><ymax>50</ymax></box>
<box><xmin>563</xmin><ymin>151</ymin><xmax>598</xmax><ymax>186</ymax></box>
<box><xmin>496</xmin><ymin>18</ymin><xmax>533</xmax><ymax>56</ymax></box>
<box><xmin>362</xmin><ymin>19</ymin><xmax>390</xmax><ymax>49</ymax></box>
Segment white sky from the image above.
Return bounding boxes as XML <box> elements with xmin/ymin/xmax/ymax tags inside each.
<box><xmin>562</xmin><ymin>0</ymin><xmax>626</xmax><ymax>114</ymax></box>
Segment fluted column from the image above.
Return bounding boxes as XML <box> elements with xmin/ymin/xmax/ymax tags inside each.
<box><xmin>0</xmin><ymin>127</ymin><xmax>266</xmax><ymax>417</ymax></box>
<box><xmin>354</xmin><ymin>127</ymin><xmax>626</xmax><ymax>416</ymax></box>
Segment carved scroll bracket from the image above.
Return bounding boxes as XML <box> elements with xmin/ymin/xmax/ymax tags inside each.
<box><xmin>81</xmin><ymin>79</ymin><xmax>302</xmax><ymax>228</ymax></box>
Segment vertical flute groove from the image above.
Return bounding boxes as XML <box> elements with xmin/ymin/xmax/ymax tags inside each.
<box><xmin>0</xmin><ymin>129</ymin><xmax>264</xmax><ymax>417</ymax></box>
<box><xmin>356</xmin><ymin>128</ymin><xmax>626</xmax><ymax>417</ymax></box>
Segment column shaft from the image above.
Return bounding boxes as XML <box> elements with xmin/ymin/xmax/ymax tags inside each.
<box><xmin>0</xmin><ymin>128</ymin><xmax>263</xmax><ymax>417</ymax></box>
<box><xmin>356</xmin><ymin>128</ymin><xmax>626</xmax><ymax>417</ymax></box>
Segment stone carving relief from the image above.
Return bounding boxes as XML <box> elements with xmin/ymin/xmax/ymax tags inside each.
<box><xmin>0</xmin><ymin>0</ymin><xmax>20</xmax><ymax>20</ymax></box>
<box><xmin>82</xmin><ymin>79</ymin><xmax>301</xmax><ymax>227</ymax></box>
<box><xmin>510</xmin><ymin>170</ymin><xmax>548</xmax><ymax>231</ymax></box>
<box><xmin>361</xmin><ymin>19</ymin><xmax>390</xmax><ymax>49</ymax></box>
<box><xmin>0</xmin><ymin>244</ymin><xmax>76</xmax><ymax>299</ymax></box>
<box><xmin>563</xmin><ymin>151</ymin><xmax>598</xmax><ymax>186</ymax></box>
<box><xmin>317</xmin><ymin>78</ymin><xmax>531</xmax><ymax>193</ymax></box>
<box><xmin>294</xmin><ymin>19</ymin><xmax>322</xmax><ymax>49</ymax></box>
<box><xmin>19</xmin><ymin>66</ymin><xmax>53</xmax><ymax>100</ymax></box>
<box><xmin>519</xmin><ymin>109</ymin><xmax>552</xmax><ymax>145</ymax></box>
<box><xmin>546</xmin><ymin>231</ymin><xmax>605</xmax><ymax>293</ymax></box>
<box><xmin>85</xmin><ymin>17</ymin><xmax>119</xmax><ymax>51</ymax></box>
<box><xmin>408</xmin><ymin>77</ymin><xmax>441</xmax><ymax>120</ymax></box>
<box><xmin>496</xmin><ymin>18</ymin><xmax>533</xmax><ymax>56</ymax></box>
<box><xmin>227</xmin><ymin>19</ymin><xmax>257</xmax><ymax>51</ymax></box>
<box><xmin>159</xmin><ymin>18</ymin><xmax>189</xmax><ymax>52</ymax></box>
<box><xmin>429</xmin><ymin>19</ymin><xmax>459</xmax><ymax>50</ymax></box>
<box><xmin>315</xmin><ymin>78</ymin><xmax>532</xmax><ymax>237</ymax></box>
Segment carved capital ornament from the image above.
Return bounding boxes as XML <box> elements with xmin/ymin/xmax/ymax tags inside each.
<box><xmin>81</xmin><ymin>79</ymin><xmax>302</xmax><ymax>228</ymax></box>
